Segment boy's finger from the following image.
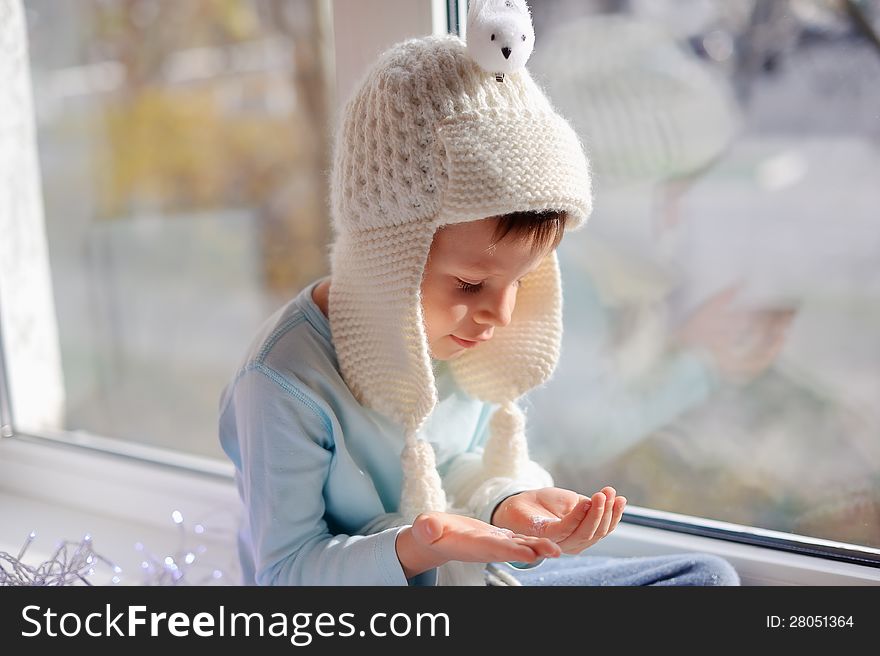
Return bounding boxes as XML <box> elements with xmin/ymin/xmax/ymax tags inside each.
<box><xmin>513</xmin><ymin>538</ymin><xmax>561</xmax><ymax>559</ymax></box>
<box><xmin>529</xmin><ymin>536</ymin><xmax>562</xmax><ymax>558</ymax></box>
<box><xmin>595</xmin><ymin>487</ymin><xmax>616</xmax><ymax>537</ymax></box>
<box><xmin>559</xmin><ymin>492</ymin><xmax>605</xmax><ymax>550</ymax></box>
<box><xmin>506</xmin><ymin>542</ymin><xmax>543</xmax><ymax>563</ymax></box>
<box><xmin>608</xmin><ymin>497</ymin><xmax>626</xmax><ymax>534</ymax></box>
<box><xmin>547</xmin><ymin>496</ymin><xmax>590</xmax><ymax>542</ymax></box>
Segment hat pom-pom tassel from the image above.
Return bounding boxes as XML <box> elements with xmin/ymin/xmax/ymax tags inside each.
<box><xmin>399</xmin><ymin>436</ymin><xmax>447</xmax><ymax>523</ymax></box>
<box><xmin>482</xmin><ymin>400</ymin><xmax>529</xmax><ymax>478</ymax></box>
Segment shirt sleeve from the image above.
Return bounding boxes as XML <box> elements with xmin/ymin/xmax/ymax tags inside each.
<box><xmin>356</xmin><ymin>512</ymin><xmax>439</xmax><ymax>586</ymax></box>
<box><xmin>230</xmin><ymin>364</ymin><xmax>412</xmax><ymax>586</ymax></box>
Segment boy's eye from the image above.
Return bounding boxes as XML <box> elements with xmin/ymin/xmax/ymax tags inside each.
<box><xmin>456</xmin><ymin>279</ymin><xmax>483</xmax><ymax>294</ymax></box>
<box><xmin>455</xmin><ymin>278</ymin><xmax>523</xmax><ymax>294</ymax></box>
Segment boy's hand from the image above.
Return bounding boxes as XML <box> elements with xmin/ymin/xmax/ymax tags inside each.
<box><xmin>490</xmin><ymin>486</ymin><xmax>626</xmax><ymax>555</ymax></box>
<box><xmin>409</xmin><ymin>511</ymin><xmax>561</xmax><ymax>567</ymax></box>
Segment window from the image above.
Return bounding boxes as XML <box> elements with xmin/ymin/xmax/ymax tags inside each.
<box><xmin>13</xmin><ymin>0</ymin><xmax>336</xmax><ymax>463</ymax></box>
<box><xmin>5</xmin><ymin>0</ymin><xmax>877</xmax><ymax>566</ymax></box>
<box><xmin>507</xmin><ymin>0</ymin><xmax>880</xmax><ymax>552</ymax></box>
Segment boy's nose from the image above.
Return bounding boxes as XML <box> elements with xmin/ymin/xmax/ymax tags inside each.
<box><xmin>496</xmin><ymin>308</ymin><xmax>512</xmax><ymax>327</ymax></box>
<box><xmin>489</xmin><ymin>314</ymin><xmax>512</xmax><ymax>330</ymax></box>
<box><xmin>501</xmin><ymin>47</ymin><xmax>512</xmax><ymax>59</ymax></box>
<box><xmin>476</xmin><ymin>293</ymin><xmax>514</xmax><ymax>329</ymax></box>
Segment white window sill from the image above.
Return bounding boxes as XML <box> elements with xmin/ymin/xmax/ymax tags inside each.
<box><xmin>0</xmin><ymin>435</ymin><xmax>242</xmax><ymax>585</ymax></box>
<box><xmin>1</xmin><ymin>436</ymin><xmax>877</xmax><ymax>586</ymax></box>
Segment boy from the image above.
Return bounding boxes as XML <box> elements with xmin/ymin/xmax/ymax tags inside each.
<box><xmin>219</xmin><ymin>33</ymin><xmax>739</xmax><ymax>586</ymax></box>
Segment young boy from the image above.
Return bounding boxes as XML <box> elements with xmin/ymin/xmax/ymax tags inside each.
<box><xmin>219</xmin><ymin>33</ymin><xmax>739</xmax><ymax>586</ymax></box>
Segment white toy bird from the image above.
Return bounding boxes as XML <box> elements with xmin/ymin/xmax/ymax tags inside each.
<box><xmin>465</xmin><ymin>0</ymin><xmax>535</xmax><ymax>82</ymax></box>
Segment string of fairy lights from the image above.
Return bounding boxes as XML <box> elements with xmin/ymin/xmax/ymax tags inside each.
<box><xmin>0</xmin><ymin>532</ymin><xmax>118</xmax><ymax>586</ymax></box>
<box><xmin>0</xmin><ymin>511</ymin><xmax>228</xmax><ymax>586</ymax></box>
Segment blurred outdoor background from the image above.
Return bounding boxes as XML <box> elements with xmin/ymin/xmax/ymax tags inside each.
<box><xmin>21</xmin><ymin>0</ymin><xmax>880</xmax><ymax>549</ymax></box>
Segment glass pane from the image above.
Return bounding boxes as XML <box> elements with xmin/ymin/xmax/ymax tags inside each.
<box><xmin>22</xmin><ymin>0</ymin><xmax>334</xmax><ymax>460</ymax></box>
<box><xmin>523</xmin><ymin>0</ymin><xmax>880</xmax><ymax>548</ymax></box>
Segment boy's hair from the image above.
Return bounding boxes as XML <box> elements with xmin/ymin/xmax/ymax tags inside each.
<box><xmin>492</xmin><ymin>210</ymin><xmax>568</xmax><ymax>255</ymax></box>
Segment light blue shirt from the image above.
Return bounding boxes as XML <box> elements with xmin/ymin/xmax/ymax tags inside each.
<box><xmin>218</xmin><ymin>277</ymin><xmax>536</xmax><ymax>586</ymax></box>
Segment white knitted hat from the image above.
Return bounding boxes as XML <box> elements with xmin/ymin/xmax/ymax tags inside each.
<box><xmin>328</xmin><ymin>26</ymin><xmax>592</xmax><ymax>524</ymax></box>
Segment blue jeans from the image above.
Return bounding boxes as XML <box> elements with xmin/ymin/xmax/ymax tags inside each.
<box><xmin>488</xmin><ymin>552</ymin><xmax>741</xmax><ymax>586</ymax></box>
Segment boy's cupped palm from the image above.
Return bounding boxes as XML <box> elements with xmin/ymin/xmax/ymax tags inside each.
<box><xmin>491</xmin><ymin>486</ymin><xmax>627</xmax><ymax>555</ymax></box>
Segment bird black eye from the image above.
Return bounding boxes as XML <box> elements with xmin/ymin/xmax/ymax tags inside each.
<box><xmin>521</xmin><ymin>34</ymin><xmax>526</xmax><ymax>41</ymax></box>
<box><xmin>491</xmin><ymin>34</ymin><xmax>495</xmax><ymax>41</ymax></box>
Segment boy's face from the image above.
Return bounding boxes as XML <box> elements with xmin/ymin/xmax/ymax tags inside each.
<box><xmin>420</xmin><ymin>217</ymin><xmax>551</xmax><ymax>361</ymax></box>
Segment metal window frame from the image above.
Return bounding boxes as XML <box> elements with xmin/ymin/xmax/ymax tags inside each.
<box><xmin>624</xmin><ymin>508</ymin><xmax>880</xmax><ymax>568</ymax></box>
